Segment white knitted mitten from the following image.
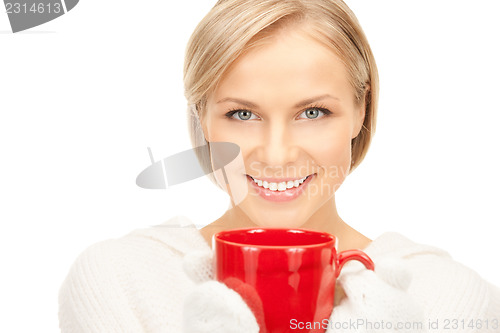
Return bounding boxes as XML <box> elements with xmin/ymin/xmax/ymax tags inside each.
<box><xmin>327</xmin><ymin>257</ymin><xmax>427</xmax><ymax>333</ymax></box>
<box><xmin>182</xmin><ymin>251</ymin><xmax>260</xmax><ymax>333</ymax></box>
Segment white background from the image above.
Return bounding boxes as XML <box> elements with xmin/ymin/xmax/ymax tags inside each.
<box><xmin>1</xmin><ymin>0</ymin><xmax>499</xmax><ymax>331</ymax></box>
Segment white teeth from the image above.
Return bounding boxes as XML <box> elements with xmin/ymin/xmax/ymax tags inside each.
<box><xmin>250</xmin><ymin>175</ymin><xmax>310</xmax><ymax>191</ymax></box>
<box><xmin>277</xmin><ymin>182</ymin><xmax>287</xmax><ymax>191</ymax></box>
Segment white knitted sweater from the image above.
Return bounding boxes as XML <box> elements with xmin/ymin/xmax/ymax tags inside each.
<box><xmin>58</xmin><ymin>216</ymin><xmax>500</xmax><ymax>332</ymax></box>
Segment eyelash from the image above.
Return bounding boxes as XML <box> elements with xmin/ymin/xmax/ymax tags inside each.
<box><xmin>224</xmin><ymin>104</ymin><xmax>333</xmax><ymax>121</ymax></box>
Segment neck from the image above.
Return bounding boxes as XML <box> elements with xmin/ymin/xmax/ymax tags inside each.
<box><xmin>203</xmin><ymin>196</ymin><xmax>371</xmax><ymax>251</ymax></box>
<box><xmin>223</xmin><ymin>196</ymin><xmax>345</xmax><ymax>234</ymax></box>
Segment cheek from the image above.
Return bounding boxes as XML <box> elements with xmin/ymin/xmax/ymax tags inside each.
<box><xmin>204</xmin><ymin>120</ymin><xmax>252</xmax><ymax>180</ymax></box>
<box><xmin>205</xmin><ymin>121</ymin><xmax>257</xmax><ymax>162</ymax></box>
<box><xmin>205</xmin><ymin>121</ymin><xmax>246</xmax><ymax>143</ymax></box>
<box><xmin>303</xmin><ymin>126</ymin><xmax>352</xmax><ymax>180</ymax></box>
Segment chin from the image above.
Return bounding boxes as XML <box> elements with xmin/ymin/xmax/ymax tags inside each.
<box><xmin>247</xmin><ymin>211</ymin><xmax>309</xmax><ymax>229</ymax></box>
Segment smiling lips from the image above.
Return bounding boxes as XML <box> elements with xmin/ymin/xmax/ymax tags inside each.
<box><xmin>248</xmin><ymin>175</ymin><xmax>310</xmax><ymax>191</ymax></box>
<box><xmin>246</xmin><ymin>174</ymin><xmax>315</xmax><ymax>202</ymax></box>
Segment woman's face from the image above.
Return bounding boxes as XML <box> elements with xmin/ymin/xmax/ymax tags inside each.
<box><xmin>202</xmin><ymin>26</ymin><xmax>365</xmax><ymax>228</ymax></box>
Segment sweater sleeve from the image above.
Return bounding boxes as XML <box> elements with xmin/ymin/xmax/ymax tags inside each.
<box><xmin>364</xmin><ymin>232</ymin><xmax>500</xmax><ymax>329</ymax></box>
<box><xmin>58</xmin><ymin>240</ymin><xmax>144</xmax><ymax>333</ymax></box>
<box><xmin>398</xmin><ymin>250</ymin><xmax>500</xmax><ymax>329</ymax></box>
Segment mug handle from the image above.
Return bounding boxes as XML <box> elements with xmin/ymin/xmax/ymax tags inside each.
<box><xmin>335</xmin><ymin>249</ymin><xmax>375</xmax><ymax>278</ymax></box>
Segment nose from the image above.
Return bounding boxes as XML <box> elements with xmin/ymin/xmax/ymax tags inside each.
<box><xmin>256</xmin><ymin>120</ymin><xmax>300</xmax><ymax>167</ymax></box>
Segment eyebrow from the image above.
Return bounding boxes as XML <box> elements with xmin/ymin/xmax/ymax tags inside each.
<box><xmin>216</xmin><ymin>94</ymin><xmax>339</xmax><ymax>109</ymax></box>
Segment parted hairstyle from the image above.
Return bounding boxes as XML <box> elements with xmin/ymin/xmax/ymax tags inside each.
<box><xmin>184</xmin><ymin>0</ymin><xmax>379</xmax><ymax>188</ymax></box>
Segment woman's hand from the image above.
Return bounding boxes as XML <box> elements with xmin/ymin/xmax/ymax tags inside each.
<box><xmin>327</xmin><ymin>257</ymin><xmax>427</xmax><ymax>333</ymax></box>
<box><xmin>182</xmin><ymin>251</ymin><xmax>260</xmax><ymax>333</ymax></box>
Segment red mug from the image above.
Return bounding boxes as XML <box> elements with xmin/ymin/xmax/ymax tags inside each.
<box><xmin>214</xmin><ymin>228</ymin><xmax>374</xmax><ymax>333</ymax></box>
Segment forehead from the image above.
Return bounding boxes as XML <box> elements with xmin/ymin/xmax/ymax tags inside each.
<box><xmin>211</xmin><ymin>26</ymin><xmax>354</xmax><ymax>104</ymax></box>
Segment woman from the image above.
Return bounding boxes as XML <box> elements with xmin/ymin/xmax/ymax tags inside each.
<box><xmin>58</xmin><ymin>0</ymin><xmax>500</xmax><ymax>332</ymax></box>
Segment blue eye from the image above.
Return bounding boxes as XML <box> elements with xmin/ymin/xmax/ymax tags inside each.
<box><xmin>225</xmin><ymin>110</ymin><xmax>257</xmax><ymax>121</ymax></box>
<box><xmin>298</xmin><ymin>107</ymin><xmax>332</xmax><ymax>119</ymax></box>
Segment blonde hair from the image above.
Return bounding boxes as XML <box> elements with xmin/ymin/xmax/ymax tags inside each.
<box><xmin>184</xmin><ymin>0</ymin><xmax>378</xmax><ymax>187</ymax></box>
